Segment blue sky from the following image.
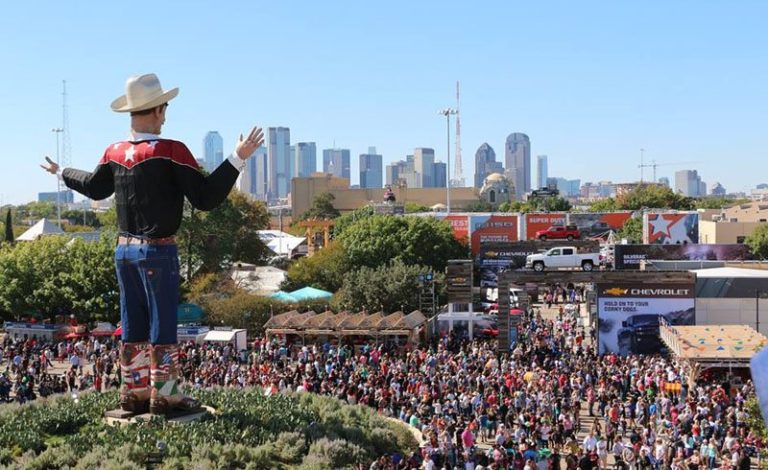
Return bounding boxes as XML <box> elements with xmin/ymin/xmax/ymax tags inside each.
<box><xmin>1</xmin><ymin>1</ymin><xmax>767</xmax><ymax>205</ymax></box>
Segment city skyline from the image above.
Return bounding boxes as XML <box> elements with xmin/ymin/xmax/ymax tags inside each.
<box><xmin>3</xmin><ymin>2</ymin><xmax>768</xmax><ymax>204</ymax></box>
<box><xmin>30</xmin><ymin>124</ymin><xmax>744</xmax><ymax>204</ymax></box>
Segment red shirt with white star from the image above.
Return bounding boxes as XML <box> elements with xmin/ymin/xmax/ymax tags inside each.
<box><xmin>62</xmin><ymin>135</ymin><xmax>240</xmax><ymax>238</ymax></box>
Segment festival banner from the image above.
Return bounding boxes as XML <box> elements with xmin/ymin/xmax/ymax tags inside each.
<box><xmin>469</xmin><ymin>214</ymin><xmax>519</xmax><ymax>256</ymax></box>
<box><xmin>614</xmin><ymin>244</ymin><xmax>755</xmax><ymax>270</ymax></box>
<box><xmin>568</xmin><ymin>212</ymin><xmax>632</xmax><ymax>238</ymax></box>
<box><xmin>445</xmin><ymin>214</ymin><xmax>470</xmax><ymax>243</ymax></box>
<box><xmin>524</xmin><ymin>213</ymin><xmax>567</xmax><ymax>240</ymax></box>
<box><xmin>474</xmin><ymin>241</ymin><xmax>541</xmax><ymax>288</ymax></box>
<box><xmin>643</xmin><ymin>212</ymin><xmax>699</xmax><ymax>244</ymax></box>
<box><xmin>597</xmin><ymin>282</ymin><xmax>695</xmax><ymax>355</ymax></box>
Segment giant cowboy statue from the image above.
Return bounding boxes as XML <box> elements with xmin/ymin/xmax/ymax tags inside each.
<box><xmin>41</xmin><ymin>73</ymin><xmax>264</xmax><ymax>415</ymax></box>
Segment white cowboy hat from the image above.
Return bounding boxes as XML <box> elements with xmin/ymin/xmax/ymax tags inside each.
<box><xmin>110</xmin><ymin>73</ymin><xmax>178</xmax><ymax>113</ymax></box>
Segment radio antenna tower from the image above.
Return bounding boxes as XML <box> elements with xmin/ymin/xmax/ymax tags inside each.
<box><xmin>453</xmin><ymin>81</ymin><xmax>463</xmax><ymax>187</ymax></box>
<box><xmin>61</xmin><ymin>80</ymin><xmax>72</xmax><ymax>168</ymax></box>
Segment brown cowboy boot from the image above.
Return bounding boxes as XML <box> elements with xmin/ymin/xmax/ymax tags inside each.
<box><xmin>119</xmin><ymin>342</ymin><xmax>150</xmax><ymax>413</ymax></box>
<box><xmin>149</xmin><ymin>344</ymin><xmax>200</xmax><ymax>415</ymax></box>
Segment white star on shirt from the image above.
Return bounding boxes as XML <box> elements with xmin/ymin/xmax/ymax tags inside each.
<box><xmin>649</xmin><ymin>215</ymin><xmax>673</xmax><ymax>240</ymax></box>
<box><xmin>147</xmin><ymin>140</ymin><xmax>158</xmax><ymax>150</ymax></box>
<box><xmin>112</xmin><ymin>143</ymin><xmax>121</xmax><ymax>150</ymax></box>
<box><xmin>124</xmin><ymin>145</ymin><xmax>136</xmax><ymax>163</ymax></box>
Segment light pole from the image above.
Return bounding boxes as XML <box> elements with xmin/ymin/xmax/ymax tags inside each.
<box><xmin>438</xmin><ymin>108</ymin><xmax>457</xmax><ymax>213</ymax></box>
<box><xmin>52</xmin><ymin>128</ymin><xmax>64</xmax><ymax>228</ymax></box>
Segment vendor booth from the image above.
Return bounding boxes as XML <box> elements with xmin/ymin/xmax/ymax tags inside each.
<box><xmin>203</xmin><ymin>328</ymin><xmax>247</xmax><ymax>351</ymax></box>
<box><xmin>3</xmin><ymin>321</ymin><xmax>65</xmax><ymax>341</ymax></box>
<box><xmin>264</xmin><ymin>310</ymin><xmax>427</xmax><ymax>348</ymax></box>
<box><xmin>660</xmin><ymin>321</ymin><xmax>767</xmax><ymax>370</ymax></box>
<box><xmin>177</xmin><ymin>326</ymin><xmax>211</xmax><ymax>344</ymax></box>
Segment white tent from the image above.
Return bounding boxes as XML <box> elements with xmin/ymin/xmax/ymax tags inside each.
<box><xmin>203</xmin><ymin>328</ymin><xmax>247</xmax><ymax>351</ymax></box>
<box><xmin>17</xmin><ymin>218</ymin><xmax>64</xmax><ymax>241</ymax></box>
<box><xmin>257</xmin><ymin>230</ymin><xmax>306</xmax><ymax>257</ymax></box>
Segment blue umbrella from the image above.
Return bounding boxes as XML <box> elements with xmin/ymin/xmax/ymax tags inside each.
<box><xmin>270</xmin><ymin>291</ymin><xmax>298</xmax><ymax>303</ymax></box>
<box><xmin>288</xmin><ymin>286</ymin><xmax>333</xmax><ymax>301</ymax></box>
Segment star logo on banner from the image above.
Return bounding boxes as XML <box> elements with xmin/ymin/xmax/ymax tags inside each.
<box><xmin>124</xmin><ymin>145</ymin><xmax>136</xmax><ymax>163</ymax></box>
<box><xmin>649</xmin><ymin>215</ymin><xmax>674</xmax><ymax>240</ymax></box>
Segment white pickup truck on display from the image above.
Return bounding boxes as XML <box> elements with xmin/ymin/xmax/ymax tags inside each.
<box><xmin>525</xmin><ymin>246</ymin><xmax>602</xmax><ymax>272</ymax></box>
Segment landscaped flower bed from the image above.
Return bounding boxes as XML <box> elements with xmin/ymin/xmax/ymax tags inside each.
<box><xmin>0</xmin><ymin>389</ymin><xmax>417</xmax><ymax>469</ymax></box>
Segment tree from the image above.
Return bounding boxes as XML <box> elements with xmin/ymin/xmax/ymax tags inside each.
<box><xmin>535</xmin><ymin>196</ymin><xmax>572</xmax><ymax>212</ymax></box>
<box><xmin>333</xmin><ymin>206</ymin><xmax>375</xmax><ymax>238</ymax></box>
<box><xmin>14</xmin><ymin>201</ymin><xmax>57</xmax><ymax>221</ymax></box>
<box><xmin>404</xmin><ymin>202</ymin><xmax>429</xmax><ymax>213</ymax></box>
<box><xmin>694</xmin><ymin>197</ymin><xmax>748</xmax><ymax>210</ymax></box>
<box><xmin>333</xmin><ymin>260</ymin><xmax>441</xmax><ymax>313</ymax></box>
<box><xmin>499</xmin><ymin>201</ymin><xmax>533</xmax><ymax>213</ymax></box>
<box><xmin>61</xmin><ymin>209</ymin><xmax>101</xmax><ymax>228</ymax></box>
<box><xmin>203</xmin><ymin>291</ymin><xmax>274</xmax><ymax>335</ymax></box>
<box><xmin>282</xmin><ymin>242</ymin><xmax>349</xmax><ymax>293</ymax></box>
<box><xmin>746</xmin><ymin>224</ymin><xmax>768</xmax><ymax>260</ymax></box>
<box><xmin>617</xmin><ymin>215</ymin><xmax>643</xmax><ymax>243</ymax></box>
<box><xmin>301</xmin><ymin>192</ymin><xmax>340</xmax><ymax>220</ymax></box>
<box><xmin>588</xmin><ymin>198</ymin><xmax>618</xmax><ymax>212</ymax></box>
<box><xmin>96</xmin><ymin>207</ymin><xmax>118</xmax><ymax>228</ymax></box>
<box><xmin>462</xmin><ymin>201</ymin><xmax>496</xmax><ymax>212</ymax></box>
<box><xmin>4</xmin><ymin>209</ymin><xmax>13</xmax><ymax>243</ymax></box>
<box><xmin>0</xmin><ymin>235</ymin><xmax>119</xmax><ymax>322</ymax></box>
<box><xmin>616</xmin><ymin>185</ymin><xmax>694</xmax><ymax>210</ymax></box>
<box><xmin>336</xmin><ymin>215</ymin><xmax>467</xmax><ymax>272</ymax></box>
<box><xmin>177</xmin><ymin>191</ymin><xmax>271</xmax><ymax>277</ymax></box>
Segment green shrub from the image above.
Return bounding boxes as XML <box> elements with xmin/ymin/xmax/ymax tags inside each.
<box><xmin>0</xmin><ymin>388</ymin><xmax>415</xmax><ymax>469</ymax></box>
<box><xmin>301</xmin><ymin>438</ymin><xmax>367</xmax><ymax>469</ymax></box>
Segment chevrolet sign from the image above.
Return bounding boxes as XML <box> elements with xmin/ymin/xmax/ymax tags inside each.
<box><xmin>599</xmin><ymin>283</ymin><xmax>693</xmax><ymax>298</ymax></box>
<box><xmin>630</xmin><ymin>288</ymin><xmax>690</xmax><ymax>296</ymax></box>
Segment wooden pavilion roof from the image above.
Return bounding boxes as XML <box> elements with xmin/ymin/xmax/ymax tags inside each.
<box><xmin>266</xmin><ymin>309</ymin><xmax>426</xmax><ymax>334</ymax></box>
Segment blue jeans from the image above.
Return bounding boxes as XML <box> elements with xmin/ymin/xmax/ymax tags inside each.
<box><xmin>115</xmin><ymin>244</ymin><xmax>179</xmax><ymax>345</ymax></box>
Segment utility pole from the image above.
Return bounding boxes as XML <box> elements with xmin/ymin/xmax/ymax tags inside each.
<box><xmin>454</xmin><ymin>81</ymin><xmax>463</xmax><ymax>187</ymax></box>
<box><xmin>640</xmin><ymin>148</ymin><xmax>645</xmax><ymax>183</ymax></box>
<box><xmin>438</xmin><ymin>108</ymin><xmax>457</xmax><ymax>212</ymax></box>
<box><xmin>52</xmin><ymin>128</ymin><xmax>64</xmax><ymax>228</ymax></box>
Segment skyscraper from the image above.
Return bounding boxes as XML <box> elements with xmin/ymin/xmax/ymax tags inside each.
<box><xmin>504</xmin><ymin>133</ymin><xmax>531</xmax><ymax>199</ymax></box>
<box><xmin>359</xmin><ymin>147</ymin><xmax>383</xmax><ymax>189</ymax></box>
<box><xmin>414</xmin><ymin>148</ymin><xmax>435</xmax><ymax>188</ymax></box>
<box><xmin>268</xmin><ymin>127</ymin><xmax>291</xmax><ymax>200</ymax></box>
<box><xmin>323</xmin><ymin>149</ymin><xmax>351</xmax><ymax>180</ymax></box>
<box><xmin>254</xmin><ymin>145</ymin><xmax>269</xmax><ymax>201</ymax></box>
<box><xmin>675</xmin><ymin>169</ymin><xmax>704</xmax><ymax>197</ymax></box>
<box><xmin>474</xmin><ymin>143</ymin><xmax>500</xmax><ymax>188</ymax></box>
<box><xmin>236</xmin><ymin>145</ymin><xmax>265</xmax><ymax>197</ymax></box>
<box><xmin>203</xmin><ymin>131</ymin><xmax>224</xmax><ymax>173</ymax></box>
<box><xmin>551</xmin><ymin>177</ymin><xmax>581</xmax><ymax>198</ymax></box>
<box><xmin>433</xmin><ymin>161</ymin><xmax>447</xmax><ymax>188</ymax></box>
<box><xmin>711</xmin><ymin>182</ymin><xmax>726</xmax><ymax>196</ymax></box>
<box><xmin>295</xmin><ymin>142</ymin><xmax>316</xmax><ymax>178</ymax></box>
<box><xmin>386</xmin><ymin>160</ymin><xmax>408</xmax><ymax>186</ymax></box>
<box><xmin>535</xmin><ymin>155</ymin><xmax>548</xmax><ymax>189</ymax></box>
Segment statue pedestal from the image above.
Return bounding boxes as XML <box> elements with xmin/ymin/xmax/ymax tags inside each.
<box><xmin>105</xmin><ymin>406</ymin><xmax>212</xmax><ymax>425</ymax></box>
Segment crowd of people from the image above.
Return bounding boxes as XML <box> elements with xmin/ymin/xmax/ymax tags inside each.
<box><xmin>0</xmin><ymin>335</ymin><xmax>119</xmax><ymax>403</ymax></box>
<box><xmin>1</xmin><ymin>299</ymin><xmax>764</xmax><ymax>470</ymax></box>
